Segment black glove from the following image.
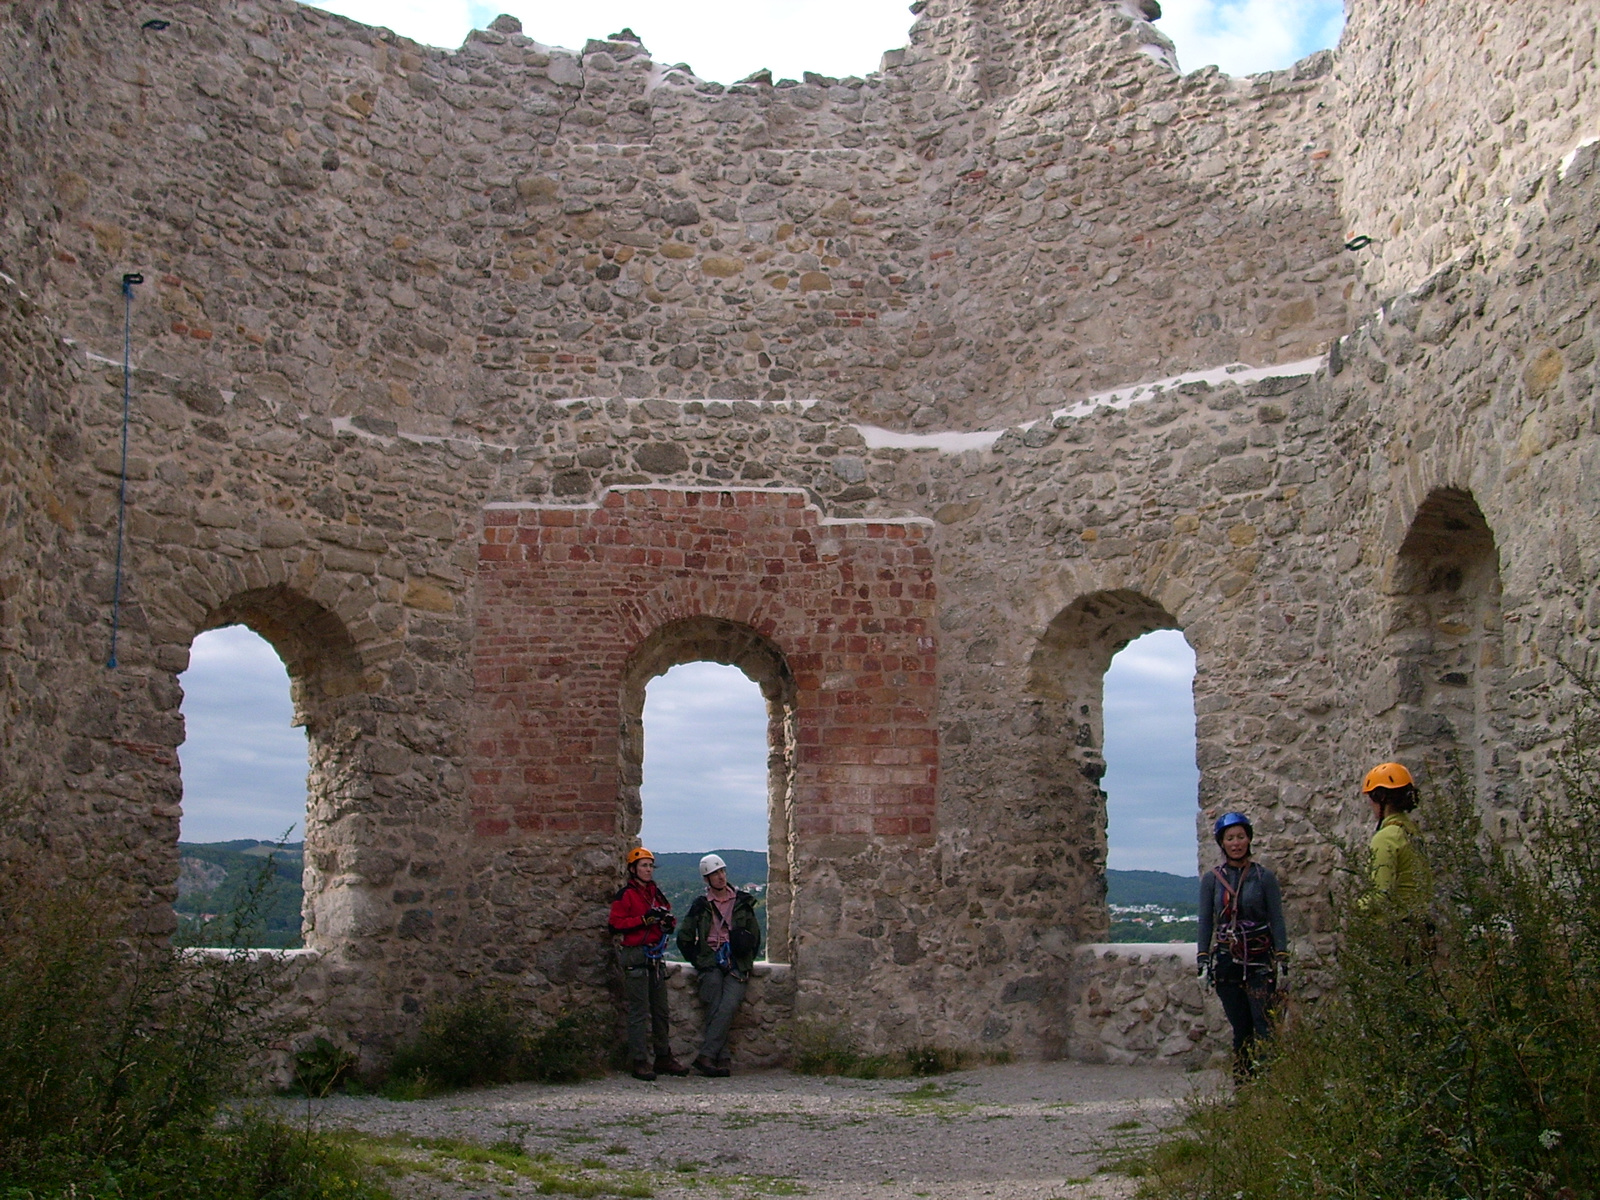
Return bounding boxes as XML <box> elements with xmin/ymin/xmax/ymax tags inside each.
<box><xmin>1196</xmin><ymin>953</ymin><xmax>1211</xmax><ymax>988</ymax></box>
<box><xmin>1275</xmin><ymin>953</ymin><xmax>1290</xmax><ymax>989</ymax></box>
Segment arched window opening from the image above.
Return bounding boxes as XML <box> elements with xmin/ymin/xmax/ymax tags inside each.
<box><xmin>176</xmin><ymin>624</ymin><xmax>309</xmax><ymax>948</ymax></box>
<box><xmin>1102</xmin><ymin>630</ymin><xmax>1200</xmax><ymax>944</ymax></box>
<box><xmin>1386</xmin><ymin>487</ymin><xmax>1504</xmax><ymax>809</ymax></box>
<box><xmin>640</xmin><ymin>662</ymin><xmax>771</xmax><ymax>960</ymax></box>
<box><xmin>621</xmin><ymin>617</ymin><xmax>797</xmax><ymax>963</ymax></box>
<box><xmin>1027</xmin><ymin>589</ymin><xmax>1190</xmax><ymax>942</ymax></box>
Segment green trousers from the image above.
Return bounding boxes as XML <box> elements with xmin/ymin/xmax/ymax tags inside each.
<box><xmin>618</xmin><ymin>944</ymin><xmax>671</xmax><ymax>1065</ymax></box>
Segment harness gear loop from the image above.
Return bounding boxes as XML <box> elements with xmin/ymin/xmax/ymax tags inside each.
<box><xmin>1211</xmin><ymin>862</ymin><xmax>1273</xmax><ymax>967</ymax></box>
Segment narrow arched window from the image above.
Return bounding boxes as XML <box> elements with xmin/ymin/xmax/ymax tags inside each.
<box><xmin>1101</xmin><ymin>630</ymin><xmax>1200</xmax><ymax>943</ymax></box>
<box><xmin>175</xmin><ymin>625</ymin><xmax>308</xmax><ymax>948</ymax></box>
<box><xmin>640</xmin><ymin>661</ymin><xmax>773</xmax><ymax>960</ymax></box>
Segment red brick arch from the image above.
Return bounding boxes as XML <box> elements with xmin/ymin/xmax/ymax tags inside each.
<box><xmin>469</xmin><ymin>487</ymin><xmax>939</xmax><ymax>849</ymax></box>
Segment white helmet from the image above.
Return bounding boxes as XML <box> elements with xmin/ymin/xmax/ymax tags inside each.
<box><xmin>699</xmin><ymin>853</ymin><xmax>727</xmax><ymax>877</ymax></box>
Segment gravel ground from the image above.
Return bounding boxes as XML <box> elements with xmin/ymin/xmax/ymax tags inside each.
<box><xmin>291</xmin><ymin>1061</ymin><xmax>1219</xmax><ymax>1200</ymax></box>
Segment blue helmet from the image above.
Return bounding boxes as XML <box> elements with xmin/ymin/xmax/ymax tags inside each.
<box><xmin>1213</xmin><ymin>812</ymin><xmax>1253</xmax><ymax>844</ymax></box>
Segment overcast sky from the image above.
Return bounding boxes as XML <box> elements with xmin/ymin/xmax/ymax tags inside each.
<box><xmin>176</xmin><ymin>0</ymin><xmax>1340</xmax><ymax>866</ymax></box>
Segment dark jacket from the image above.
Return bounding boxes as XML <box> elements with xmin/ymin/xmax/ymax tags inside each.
<box><xmin>677</xmin><ymin>890</ymin><xmax>762</xmax><ymax>974</ymax></box>
<box><xmin>1197</xmin><ymin>860</ymin><xmax>1286</xmax><ymax>962</ymax></box>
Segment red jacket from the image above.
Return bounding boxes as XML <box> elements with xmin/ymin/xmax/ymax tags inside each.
<box><xmin>609</xmin><ymin>879</ymin><xmax>672</xmax><ymax>947</ymax></box>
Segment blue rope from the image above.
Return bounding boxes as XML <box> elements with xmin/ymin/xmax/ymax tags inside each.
<box><xmin>107</xmin><ymin>272</ymin><xmax>142</xmax><ymax>669</ymax></box>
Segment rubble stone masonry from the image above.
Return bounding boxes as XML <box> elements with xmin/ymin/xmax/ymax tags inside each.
<box><xmin>1</xmin><ymin>0</ymin><xmax>1596</xmax><ymax>1068</ymax></box>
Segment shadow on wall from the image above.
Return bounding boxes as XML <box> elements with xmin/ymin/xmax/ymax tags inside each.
<box><xmin>1381</xmin><ymin>487</ymin><xmax>1506</xmax><ymax>819</ymax></box>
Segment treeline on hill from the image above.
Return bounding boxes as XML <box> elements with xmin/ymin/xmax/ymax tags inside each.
<box><xmin>1138</xmin><ymin>674</ymin><xmax>1600</xmax><ymax>1198</ymax></box>
<box><xmin>175</xmin><ymin>840</ymin><xmax>305</xmax><ymax>948</ymax></box>
<box><xmin>174</xmin><ymin>844</ymin><xmax>1207</xmax><ymax>951</ymax></box>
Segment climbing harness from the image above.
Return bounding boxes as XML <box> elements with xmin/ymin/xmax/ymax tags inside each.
<box><xmin>1210</xmin><ymin>863</ymin><xmax>1273</xmax><ymax>967</ymax></box>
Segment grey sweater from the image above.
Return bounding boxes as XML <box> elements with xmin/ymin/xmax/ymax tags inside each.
<box><xmin>1197</xmin><ymin>861</ymin><xmax>1287</xmax><ymax>958</ymax></box>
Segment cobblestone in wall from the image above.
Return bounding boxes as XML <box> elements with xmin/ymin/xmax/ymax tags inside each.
<box><xmin>1</xmin><ymin>0</ymin><xmax>1597</xmax><ymax>1067</ymax></box>
<box><xmin>1067</xmin><ymin>945</ymin><xmax>1226</xmax><ymax>1067</ymax></box>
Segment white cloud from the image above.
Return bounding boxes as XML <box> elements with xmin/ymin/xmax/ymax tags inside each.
<box><xmin>1158</xmin><ymin>0</ymin><xmax>1344</xmax><ymax>77</ymax></box>
<box><xmin>309</xmin><ymin>0</ymin><xmax>1341</xmax><ymax>81</ymax></box>
<box><xmin>178</xmin><ymin>626</ymin><xmax>308</xmax><ymax>843</ymax></box>
<box><xmin>1102</xmin><ymin>630</ymin><xmax>1200</xmax><ymax>875</ymax></box>
<box><xmin>639</xmin><ymin>662</ymin><xmax>770</xmax><ymax>852</ymax></box>
<box><xmin>308</xmin><ymin>0</ymin><xmax>478</xmax><ymax>52</ymax></box>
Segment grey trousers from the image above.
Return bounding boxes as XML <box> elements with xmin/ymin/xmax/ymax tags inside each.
<box><xmin>619</xmin><ymin>945</ymin><xmax>671</xmax><ymax>1065</ymax></box>
<box><xmin>695</xmin><ymin>968</ymin><xmax>747</xmax><ymax>1063</ymax></box>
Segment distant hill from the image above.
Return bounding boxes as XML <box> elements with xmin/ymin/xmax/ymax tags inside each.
<box><xmin>650</xmin><ymin>849</ymin><xmax>767</xmax><ymax>893</ymax></box>
<box><xmin>1106</xmin><ymin>868</ymin><xmax>1197</xmax><ymax>913</ymax></box>
<box><xmin>174</xmin><ymin>840</ymin><xmax>304</xmax><ymax>949</ymax></box>
<box><xmin>170</xmin><ymin>845</ymin><xmax>1194</xmax><ymax>951</ymax></box>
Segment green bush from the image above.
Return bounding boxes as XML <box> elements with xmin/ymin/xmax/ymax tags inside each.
<box><xmin>1137</xmin><ymin>681</ymin><xmax>1600</xmax><ymax>1200</ymax></box>
<box><xmin>382</xmin><ymin>991</ymin><xmax>611</xmax><ymax>1097</ymax></box>
<box><xmin>0</xmin><ymin>856</ymin><xmax>387</xmax><ymax>1199</ymax></box>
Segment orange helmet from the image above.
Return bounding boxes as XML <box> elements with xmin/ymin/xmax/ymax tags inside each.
<box><xmin>1362</xmin><ymin>762</ymin><xmax>1414</xmax><ymax>793</ymax></box>
<box><xmin>626</xmin><ymin>846</ymin><xmax>655</xmax><ymax>866</ymax></box>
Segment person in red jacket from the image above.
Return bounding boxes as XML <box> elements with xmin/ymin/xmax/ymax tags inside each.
<box><xmin>608</xmin><ymin>847</ymin><xmax>688</xmax><ymax>1081</ymax></box>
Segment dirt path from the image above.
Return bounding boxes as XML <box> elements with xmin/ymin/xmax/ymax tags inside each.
<box><xmin>296</xmin><ymin>1062</ymin><xmax>1217</xmax><ymax>1200</ymax></box>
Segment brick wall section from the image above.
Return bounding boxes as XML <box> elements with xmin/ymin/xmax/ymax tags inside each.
<box><xmin>471</xmin><ymin>487</ymin><xmax>938</xmax><ymax>843</ymax></box>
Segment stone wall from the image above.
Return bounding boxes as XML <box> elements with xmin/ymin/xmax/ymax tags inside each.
<box><xmin>0</xmin><ymin>0</ymin><xmax>1597</xmax><ymax>1067</ymax></box>
<box><xmin>1068</xmin><ymin>944</ymin><xmax>1224</xmax><ymax>1067</ymax></box>
<box><xmin>1337</xmin><ymin>0</ymin><xmax>1600</xmax><ymax>301</ymax></box>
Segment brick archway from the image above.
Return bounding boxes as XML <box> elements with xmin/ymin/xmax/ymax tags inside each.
<box><xmin>470</xmin><ymin>487</ymin><xmax>939</xmax><ymax>975</ymax></box>
<box><xmin>620</xmin><ymin>616</ymin><xmax>798</xmax><ymax>960</ymax></box>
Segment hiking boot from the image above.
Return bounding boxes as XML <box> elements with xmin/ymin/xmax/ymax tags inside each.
<box><xmin>692</xmin><ymin>1055</ymin><xmax>730</xmax><ymax>1078</ymax></box>
<box><xmin>631</xmin><ymin>1062</ymin><xmax>657</xmax><ymax>1081</ymax></box>
<box><xmin>654</xmin><ymin>1056</ymin><xmax>691</xmax><ymax>1077</ymax></box>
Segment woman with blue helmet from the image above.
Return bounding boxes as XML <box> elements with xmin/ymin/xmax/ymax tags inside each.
<box><xmin>1197</xmin><ymin>811</ymin><xmax>1288</xmax><ymax>1082</ymax></box>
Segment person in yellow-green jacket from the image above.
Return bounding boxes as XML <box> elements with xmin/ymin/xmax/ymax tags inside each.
<box><xmin>1360</xmin><ymin>761</ymin><xmax>1430</xmax><ymax>914</ymax></box>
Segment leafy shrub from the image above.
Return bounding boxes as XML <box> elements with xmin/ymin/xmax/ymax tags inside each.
<box><xmin>383</xmin><ymin>991</ymin><xmax>611</xmax><ymax>1097</ymax></box>
<box><xmin>293</xmin><ymin>1036</ymin><xmax>360</xmax><ymax>1098</ymax></box>
<box><xmin>0</xmin><ymin>854</ymin><xmax>387</xmax><ymax>1199</ymax></box>
<box><xmin>1137</xmin><ymin>679</ymin><xmax>1600</xmax><ymax>1199</ymax></box>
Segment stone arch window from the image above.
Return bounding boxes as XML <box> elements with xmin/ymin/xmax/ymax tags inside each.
<box><xmin>620</xmin><ymin>616</ymin><xmax>797</xmax><ymax>962</ymax></box>
<box><xmin>180</xmin><ymin>586</ymin><xmax>370</xmax><ymax>951</ymax></box>
<box><xmin>1027</xmin><ymin>590</ymin><xmax>1193</xmax><ymax>941</ymax></box>
<box><xmin>177</xmin><ymin>624</ymin><xmax>309</xmax><ymax>945</ymax></box>
<box><xmin>1101</xmin><ymin>630</ymin><xmax>1200</xmax><ymax>877</ymax></box>
<box><xmin>1384</xmin><ymin>487</ymin><xmax>1504</xmax><ymax>805</ymax></box>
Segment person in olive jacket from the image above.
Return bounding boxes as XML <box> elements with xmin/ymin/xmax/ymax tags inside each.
<box><xmin>676</xmin><ymin>853</ymin><xmax>762</xmax><ymax>1077</ymax></box>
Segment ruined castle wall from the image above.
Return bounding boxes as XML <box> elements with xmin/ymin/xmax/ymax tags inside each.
<box><xmin>13</xmin><ymin>0</ymin><xmax>1348</xmax><ymax>449</ymax></box>
<box><xmin>0</xmin><ymin>0</ymin><xmax>1597</xmax><ymax>1066</ymax></box>
<box><xmin>0</xmin><ymin>4</ymin><xmax>152</xmax><ymax>881</ymax></box>
<box><xmin>1336</xmin><ymin>0</ymin><xmax>1599</xmax><ymax>301</ymax></box>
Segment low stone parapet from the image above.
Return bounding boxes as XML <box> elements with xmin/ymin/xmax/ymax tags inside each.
<box><xmin>660</xmin><ymin>960</ymin><xmax>795</xmax><ymax>1068</ymax></box>
<box><xmin>1067</xmin><ymin>944</ymin><xmax>1230</xmax><ymax>1068</ymax></box>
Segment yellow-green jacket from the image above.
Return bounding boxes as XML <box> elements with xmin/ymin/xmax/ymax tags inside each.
<box><xmin>1364</xmin><ymin>813</ymin><xmax>1430</xmax><ymax>915</ymax></box>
